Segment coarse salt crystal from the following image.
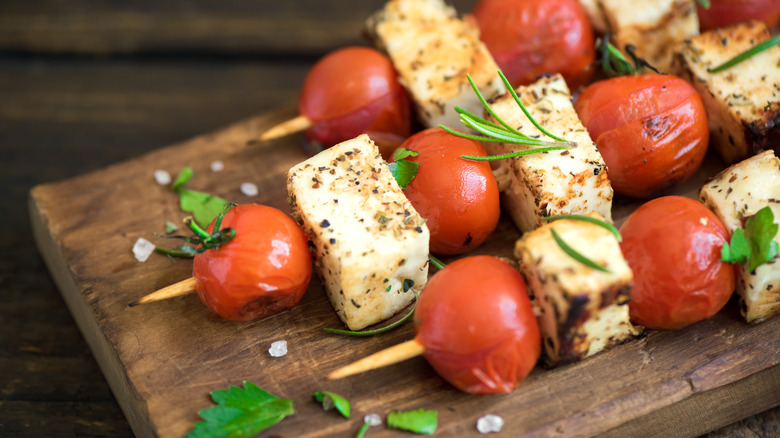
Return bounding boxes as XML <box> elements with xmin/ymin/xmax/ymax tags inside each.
<box><xmin>132</xmin><ymin>238</ymin><xmax>156</xmax><ymax>262</ymax></box>
<box><xmin>210</xmin><ymin>160</ymin><xmax>224</xmax><ymax>172</ymax></box>
<box><xmin>268</xmin><ymin>340</ymin><xmax>287</xmax><ymax>357</ymax></box>
<box><xmin>476</xmin><ymin>414</ymin><xmax>504</xmax><ymax>434</ymax></box>
<box><xmin>364</xmin><ymin>414</ymin><xmax>382</xmax><ymax>426</ymax></box>
<box><xmin>240</xmin><ymin>182</ymin><xmax>259</xmax><ymax>197</ymax></box>
<box><xmin>154</xmin><ymin>170</ymin><xmax>171</xmax><ymax>185</ymax></box>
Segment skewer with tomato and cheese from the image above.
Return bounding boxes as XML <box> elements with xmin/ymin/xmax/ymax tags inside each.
<box><xmin>699</xmin><ymin>150</ymin><xmax>780</xmax><ymax>324</ymax></box>
<box><xmin>484</xmin><ymin>74</ymin><xmax>613</xmax><ymax>233</ymax></box>
<box><xmin>365</xmin><ymin>0</ymin><xmax>505</xmax><ymax>129</ymax></box>
<box><xmin>515</xmin><ymin>213</ymin><xmax>641</xmax><ymax>365</ymax></box>
<box><xmin>287</xmin><ymin>134</ymin><xmax>430</xmax><ymax>331</ymax></box>
<box><xmin>676</xmin><ymin>19</ymin><xmax>780</xmax><ymax>165</ymax></box>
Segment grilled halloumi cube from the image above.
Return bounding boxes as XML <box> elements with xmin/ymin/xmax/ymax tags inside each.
<box><xmin>598</xmin><ymin>0</ymin><xmax>698</xmax><ymax>71</ymax></box>
<box><xmin>515</xmin><ymin>213</ymin><xmax>641</xmax><ymax>366</ymax></box>
<box><xmin>699</xmin><ymin>150</ymin><xmax>780</xmax><ymax>324</ymax></box>
<box><xmin>287</xmin><ymin>134</ymin><xmax>430</xmax><ymax>330</ymax></box>
<box><xmin>486</xmin><ymin>74</ymin><xmax>613</xmax><ymax>233</ymax></box>
<box><xmin>676</xmin><ymin>20</ymin><xmax>780</xmax><ymax>165</ymax></box>
<box><xmin>365</xmin><ymin>0</ymin><xmax>505</xmax><ymax>129</ymax></box>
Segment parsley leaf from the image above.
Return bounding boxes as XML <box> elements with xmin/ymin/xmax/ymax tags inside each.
<box><xmin>387</xmin><ymin>408</ymin><xmax>437</xmax><ymax>435</ymax></box>
<box><xmin>722</xmin><ymin>206</ymin><xmax>779</xmax><ymax>272</ymax></box>
<box><xmin>186</xmin><ymin>382</ymin><xmax>293</xmax><ymax>438</ymax></box>
<box><xmin>312</xmin><ymin>391</ymin><xmax>350</xmax><ymax>418</ymax></box>
<box><xmin>171</xmin><ymin>167</ymin><xmax>228</xmax><ymax>228</ymax></box>
<box><xmin>388</xmin><ymin>147</ymin><xmax>419</xmax><ymax>189</ymax></box>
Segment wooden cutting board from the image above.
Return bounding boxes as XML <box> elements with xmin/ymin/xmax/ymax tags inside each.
<box><xmin>29</xmin><ymin>107</ymin><xmax>780</xmax><ymax>438</ymax></box>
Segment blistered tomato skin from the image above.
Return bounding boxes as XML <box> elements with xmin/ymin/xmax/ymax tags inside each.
<box><xmin>192</xmin><ymin>204</ymin><xmax>312</xmax><ymax>321</ymax></box>
<box><xmin>697</xmin><ymin>0</ymin><xmax>780</xmax><ymax>31</ymax></box>
<box><xmin>399</xmin><ymin>128</ymin><xmax>500</xmax><ymax>255</ymax></box>
<box><xmin>414</xmin><ymin>256</ymin><xmax>541</xmax><ymax>394</ymax></box>
<box><xmin>298</xmin><ymin>46</ymin><xmax>411</xmax><ymax>154</ymax></box>
<box><xmin>575</xmin><ymin>75</ymin><xmax>709</xmax><ymax>199</ymax></box>
<box><xmin>472</xmin><ymin>0</ymin><xmax>594</xmax><ymax>90</ymax></box>
<box><xmin>620</xmin><ymin>196</ymin><xmax>735</xmax><ymax>330</ymax></box>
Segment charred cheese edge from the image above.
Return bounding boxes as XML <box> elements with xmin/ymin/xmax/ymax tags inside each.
<box><xmin>676</xmin><ymin>20</ymin><xmax>780</xmax><ymax>165</ymax></box>
<box><xmin>515</xmin><ymin>212</ymin><xmax>641</xmax><ymax>366</ymax></box>
<box><xmin>598</xmin><ymin>0</ymin><xmax>698</xmax><ymax>71</ymax></box>
<box><xmin>365</xmin><ymin>0</ymin><xmax>505</xmax><ymax>129</ymax></box>
<box><xmin>287</xmin><ymin>134</ymin><xmax>430</xmax><ymax>330</ymax></box>
<box><xmin>486</xmin><ymin>74</ymin><xmax>613</xmax><ymax>233</ymax></box>
<box><xmin>699</xmin><ymin>150</ymin><xmax>780</xmax><ymax>324</ymax></box>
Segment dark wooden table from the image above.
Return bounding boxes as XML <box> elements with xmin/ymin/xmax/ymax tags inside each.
<box><xmin>2</xmin><ymin>1</ymin><xmax>779</xmax><ymax>436</ymax></box>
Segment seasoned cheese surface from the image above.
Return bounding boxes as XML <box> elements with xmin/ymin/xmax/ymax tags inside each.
<box><xmin>515</xmin><ymin>213</ymin><xmax>640</xmax><ymax>365</ymax></box>
<box><xmin>699</xmin><ymin>150</ymin><xmax>780</xmax><ymax>323</ymax></box>
<box><xmin>366</xmin><ymin>0</ymin><xmax>505</xmax><ymax>128</ymax></box>
<box><xmin>486</xmin><ymin>74</ymin><xmax>613</xmax><ymax>233</ymax></box>
<box><xmin>677</xmin><ymin>20</ymin><xmax>780</xmax><ymax>164</ymax></box>
<box><xmin>287</xmin><ymin>134</ymin><xmax>430</xmax><ymax>330</ymax></box>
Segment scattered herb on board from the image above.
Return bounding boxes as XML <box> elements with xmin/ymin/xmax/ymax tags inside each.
<box><xmin>185</xmin><ymin>382</ymin><xmax>294</xmax><ymax>438</ymax></box>
<box><xmin>312</xmin><ymin>391</ymin><xmax>351</xmax><ymax>418</ymax></box>
<box><xmin>172</xmin><ymin>166</ymin><xmax>229</xmax><ymax>228</ymax></box>
<box><xmin>722</xmin><ymin>206</ymin><xmax>779</xmax><ymax>273</ymax></box>
<box><xmin>387</xmin><ymin>408</ymin><xmax>438</xmax><ymax>435</ymax></box>
<box><xmin>708</xmin><ymin>34</ymin><xmax>780</xmax><ymax>73</ymax></box>
<box><xmin>388</xmin><ymin>147</ymin><xmax>419</xmax><ymax>188</ymax></box>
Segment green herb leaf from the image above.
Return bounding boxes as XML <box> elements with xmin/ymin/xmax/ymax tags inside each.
<box><xmin>542</xmin><ymin>214</ymin><xmax>621</xmax><ymax>241</ymax></box>
<box><xmin>550</xmin><ymin>228</ymin><xmax>611</xmax><ymax>273</ymax></box>
<box><xmin>722</xmin><ymin>206</ymin><xmax>779</xmax><ymax>272</ymax></box>
<box><xmin>312</xmin><ymin>391</ymin><xmax>351</xmax><ymax>419</ymax></box>
<box><xmin>172</xmin><ymin>166</ymin><xmax>194</xmax><ymax>192</ymax></box>
<box><xmin>393</xmin><ymin>147</ymin><xmax>419</xmax><ymax>161</ymax></box>
<box><xmin>389</xmin><ymin>160</ymin><xmax>419</xmax><ymax>189</ymax></box>
<box><xmin>324</xmin><ymin>299</ymin><xmax>417</xmax><ymax>336</ymax></box>
<box><xmin>179</xmin><ymin>189</ymin><xmax>229</xmax><ymax>229</ymax></box>
<box><xmin>387</xmin><ymin>409</ymin><xmax>437</xmax><ymax>435</ymax></box>
<box><xmin>164</xmin><ymin>221</ymin><xmax>179</xmax><ymax>234</ymax></box>
<box><xmin>708</xmin><ymin>34</ymin><xmax>780</xmax><ymax>73</ymax></box>
<box><xmin>185</xmin><ymin>382</ymin><xmax>294</xmax><ymax>438</ymax></box>
<box><xmin>402</xmin><ymin>279</ymin><xmax>415</xmax><ymax>292</ymax></box>
<box><xmin>695</xmin><ymin>0</ymin><xmax>710</xmax><ymax>8</ymax></box>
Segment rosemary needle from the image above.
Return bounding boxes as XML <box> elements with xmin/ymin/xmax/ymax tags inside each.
<box><xmin>708</xmin><ymin>34</ymin><xmax>780</xmax><ymax>73</ymax></box>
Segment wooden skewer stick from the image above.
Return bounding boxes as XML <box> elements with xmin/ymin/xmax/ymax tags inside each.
<box><xmin>128</xmin><ymin>277</ymin><xmax>197</xmax><ymax>307</ymax></box>
<box><xmin>328</xmin><ymin>339</ymin><xmax>425</xmax><ymax>380</ymax></box>
<box><xmin>260</xmin><ymin>114</ymin><xmax>312</xmax><ymax>142</ymax></box>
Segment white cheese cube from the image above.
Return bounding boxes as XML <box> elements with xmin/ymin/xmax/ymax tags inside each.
<box><xmin>598</xmin><ymin>0</ymin><xmax>698</xmax><ymax>71</ymax></box>
<box><xmin>676</xmin><ymin>20</ymin><xmax>780</xmax><ymax>165</ymax></box>
<box><xmin>514</xmin><ymin>212</ymin><xmax>641</xmax><ymax>365</ymax></box>
<box><xmin>486</xmin><ymin>74</ymin><xmax>613</xmax><ymax>233</ymax></box>
<box><xmin>287</xmin><ymin>134</ymin><xmax>430</xmax><ymax>330</ymax></box>
<box><xmin>699</xmin><ymin>150</ymin><xmax>780</xmax><ymax>323</ymax></box>
<box><xmin>365</xmin><ymin>0</ymin><xmax>505</xmax><ymax>129</ymax></box>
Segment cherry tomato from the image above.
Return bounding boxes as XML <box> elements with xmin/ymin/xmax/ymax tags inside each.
<box><xmin>697</xmin><ymin>0</ymin><xmax>780</xmax><ymax>31</ymax></box>
<box><xmin>299</xmin><ymin>46</ymin><xmax>412</xmax><ymax>157</ymax></box>
<box><xmin>398</xmin><ymin>128</ymin><xmax>500</xmax><ymax>255</ymax></box>
<box><xmin>414</xmin><ymin>255</ymin><xmax>541</xmax><ymax>393</ymax></box>
<box><xmin>574</xmin><ymin>74</ymin><xmax>709</xmax><ymax>198</ymax></box>
<box><xmin>472</xmin><ymin>0</ymin><xmax>595</xmax><ymax>90</ymax></box>
<box><xmin>192</xmin><ymin>204</ymin><xmax>312</xmax><ymax>321</ymax></box>
<box><xmin>620</xmin><ymin>196</ymin><xmax>735</xmax><ymax>330</ymax></box>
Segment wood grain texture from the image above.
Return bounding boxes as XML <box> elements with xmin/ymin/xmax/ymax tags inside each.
<box><xmin>0</xmin><ymin>0</ymin><xmax>477</xmax><ymax>55</ymax></box>
<box><xmin>29</xmin><ymin>107</ymin><xmax>780</xmax><ymax>437</ymax></box>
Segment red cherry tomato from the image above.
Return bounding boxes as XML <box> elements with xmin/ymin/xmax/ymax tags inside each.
<box><xmin>697</xmin><ymin>0</ymin><xmax>780</xmax><ymax>31</ymax></box>
<box><xmin>398</xmin><ymin>128</ymin><xmax>500</xmax><ymax>255</ymax></box>
<box><xmin>192</xmin><ymin>204</ymin><xmax>313</xmax><ymax>321</ymax></box>
<box><xmin>620</xmin><ymin>196</ymin><xmax>735</xmax><ymax>330</ymax></box>
<box><xmin>299</xmin><ymin>46</ymin><xmax>412</xmax><ymax>157</ymax></box>
<box><xmin>472</xmin><ymin>0</ymin><xmax>595</xmax><ymax>90</ymax></box>
<box><xmin>414</xmin><ymin>255</ymin><xmax>541</xmax><ymax>393</ymax></box>
<box><xmin>574</xmin><ymin>74</ymin><xmax>709</xmax><ymax>198</ymax></box>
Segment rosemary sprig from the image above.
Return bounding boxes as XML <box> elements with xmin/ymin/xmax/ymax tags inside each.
<box><xmin>708</xmin><ymin>34</ymin><xmax>780</xmax><ymax>73</ymax></box>
<box><xmin>542</xmin><ymin>214</ymin><xmax>621</xmax><ymax>241</ymax></box>
<box><xmin>438</xmin><ymin>71</ymin><xmax>576</xmax><ymax>156</ymax></box>
<box><xmin>429</xmin><ymin>254</ymin><xmax>446</xmax><ymax>270</ymax></box>
<box><xmin>598</xmin><ymin>37</ymin><xmax>663</xmax><ymax>77</ymax></box>
<box><xmin>550</xmin><ymin>228</ymin><xmax>611</xmax><ymax>273</ymax></box>
<box><xmin>155</xmin><ymin>203</ymin><xmax>237</xmax><ymax>258</ymax></box>
<box><xmin>324</xmin><ymin>297</ymin><xmax>418</xmax><ymax>336</ymax></box>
